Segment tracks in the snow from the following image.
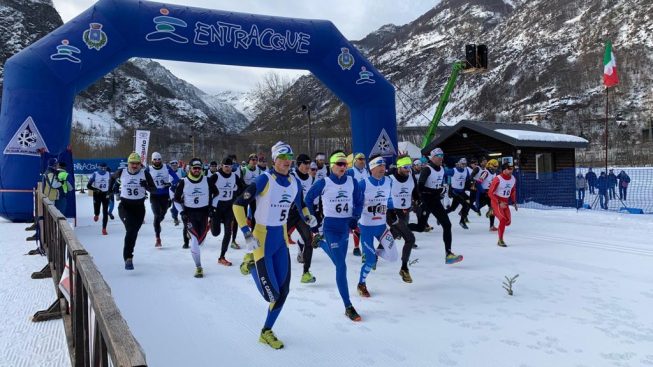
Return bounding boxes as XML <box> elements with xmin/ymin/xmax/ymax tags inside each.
<box><xmin>511</xmin><ymin>232</ymin><xmax>653</xmax><ymax>257</ymax></box>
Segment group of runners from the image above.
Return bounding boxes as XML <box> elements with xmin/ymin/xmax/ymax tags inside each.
<box><xmin>85</xmin><ymin>142</ymin><xmax>518</xmax><ymax>349</ymax></box>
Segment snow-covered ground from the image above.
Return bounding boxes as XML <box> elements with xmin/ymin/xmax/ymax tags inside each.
<box><xmin>3</xmin><ymin>194</ymin><xmax>653</xmax><ymax>366</ymax></box>
<box><xmin>0</xmin><ymin>221</ymin><xmax>69</xmax><ymax>367</ymax></box>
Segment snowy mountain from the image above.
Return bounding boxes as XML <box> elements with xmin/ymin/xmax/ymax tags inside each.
<box><xmin>250</xmin><ymin>0</ymin><xmax>653</xmax><ymax>150</ymax></box>
<box><xmin>0</xmin><ymin>0</ymin><xmax>61</xmax><ymax>101</ymax></box>
<box><xmin>0</xmin><ymin>0</ymin><xmax>251</xmax><ymax>149</ymax></box>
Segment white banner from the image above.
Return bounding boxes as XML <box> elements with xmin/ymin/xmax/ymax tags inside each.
<box><xmin>134</xmin><ymin>130</ymin><xmax>150</xmax><ymax>164</ymax></box>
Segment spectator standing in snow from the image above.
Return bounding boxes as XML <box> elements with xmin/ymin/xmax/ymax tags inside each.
<box><xmin>575</xmin><ymin>173</ymin><xmax>588</xmax><ymax>209</ymax></box>
<box><xmin>597</xmin><ymin>172</ymin><xmax>609</xmax><ymax>210</ymax></box>
<box><xmin>585</xmin><ymin>168</ymin><xmax>597</xmax><ymax>195</ymax></box>
<box><xmin>617</xmin><ymin>170</ymin><xmax>631</xmax><ymax>200</ymax></box>
<box><xmin>607</xmin><ymin>169</ymin><xmax>617</xmax><ymax>200</ymax></box>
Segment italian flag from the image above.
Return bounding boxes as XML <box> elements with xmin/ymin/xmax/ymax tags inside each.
<box><xmin>603</xmin><ymin>41</ymin><xmax>619</xmax><ymax>88</ymax></box>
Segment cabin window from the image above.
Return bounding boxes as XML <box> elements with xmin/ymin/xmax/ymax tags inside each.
<box><xmin>535</xmin><ymin>153</ymin><xmax>553</xmax><ymax>179</ymax></box>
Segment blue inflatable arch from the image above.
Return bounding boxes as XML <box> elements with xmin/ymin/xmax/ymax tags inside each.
<box><xmin>0</xmin><ymin>0</ymin><xmax>398</xmax><ymax>222</ymax></box>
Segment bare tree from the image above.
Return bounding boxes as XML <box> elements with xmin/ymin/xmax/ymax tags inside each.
<box><xmin>250</xmin><ymin>71</ymin><xmax>293</xmax><ymax>116</ymax></box>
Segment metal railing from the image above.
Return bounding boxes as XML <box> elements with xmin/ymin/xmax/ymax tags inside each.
<box><xmin>31</xmin><ymin>185</ymin><xmax>147</xmax><ymax>366</ymax></box>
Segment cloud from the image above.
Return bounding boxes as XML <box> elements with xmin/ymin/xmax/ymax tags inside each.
<box><xmin>52</xmin><ymin>0</ymin><xmax>437</xmax><ymax>94</ymax></box>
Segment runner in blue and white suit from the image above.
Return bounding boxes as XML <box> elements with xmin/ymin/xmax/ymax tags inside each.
<box><xmin>356</xmin><ymin>155</ymin><xmax>393</xmax><ymax>298</ymax></box>
<box><xmin>305</xmin><ymin>150</ymin><xmax>363</xmax><ymax>322</ymax></box>
<box><xmin>233</xmin><ymin>141</ymin><xmax>313</xmax><ymax>350</ymax></box>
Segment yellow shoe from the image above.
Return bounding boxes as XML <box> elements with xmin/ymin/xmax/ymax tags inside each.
<box><xmin>259</xmin><ymin>329</ymin><xmax>284</xmax><ymax>349</ymax></box>
<box><xmin>240</xmin><ymin>253</ymin><xmax>254</xmax><ymax>275</ymax></box>
<box><xmin>399</xmin><ymin>269</ymin><xmax>413</xmax><ymax>283</ymax></box>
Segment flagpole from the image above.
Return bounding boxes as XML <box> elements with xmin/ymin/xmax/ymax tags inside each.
<box><xmin>604</xmin><ymin>87</ymin><xmax>609</xmax><ymax>175</ymax></box>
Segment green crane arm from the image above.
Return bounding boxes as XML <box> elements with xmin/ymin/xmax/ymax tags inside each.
<box><xmin>420</xmin><ymin>60</ymin><xmax>466</xmax><ymax>149</ymax></box>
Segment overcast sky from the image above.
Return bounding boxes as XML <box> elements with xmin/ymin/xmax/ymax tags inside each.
<box><xmin>52</xmin><ymin>0</ymin><xmax>438</xmax><ymax>94</ymax></box>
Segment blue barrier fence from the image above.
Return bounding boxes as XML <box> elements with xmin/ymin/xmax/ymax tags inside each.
<box><xmin>73</xmin><ymin>158</ymin><xmax>125</xmax><ymax>174</ymax></box>
<box><xmin>515</xmin><ymin>167</ymin><xmax>652</xmax><ymax>214</ymax></box>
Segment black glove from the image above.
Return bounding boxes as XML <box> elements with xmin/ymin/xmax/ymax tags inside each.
<box><xmin>163</xmin><ymin>182</ymin><xmax>172</xmax><ymax>188</ymax></box>
<box><xmin>208</xmin><ymin>206</ymin><xmax>217</xmax><ymax>217</ymax></box>
<box><xmin>348</xmin><ymin>217</ymin><xmax>359</xmax><ymax>230</ymax></box>
<box><xmin>139</xmin><ymin>179</ymin><xmax>147</xmax><ymax>188</ymax></box>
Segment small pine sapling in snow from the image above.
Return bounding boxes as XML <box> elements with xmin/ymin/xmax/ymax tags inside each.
<box><xmin>502</xmin><ymin>274</ymin><xmax>519</xmax><ymax>296</ymax></box>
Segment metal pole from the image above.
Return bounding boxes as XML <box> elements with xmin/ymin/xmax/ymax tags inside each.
<box><xmin>302</xmin><ymin>105</ymin><xmax>312</xmax><ymax>156</ymax></box>
<box><xmin>307</xmin><ymin>109</ymin><xmax>312</xmax><ymax>157</ymax></box>
<box><xmin>605</xmin><ymin>87</ymin><xmax>609</xmax><ymax>174</ymax></box>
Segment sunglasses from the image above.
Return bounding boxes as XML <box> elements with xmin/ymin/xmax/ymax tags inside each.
<box><xmin>400</xmin><ymin>165</ymin><xmax>412</xmax><ymax>170</ymax></box>
<box><xmin>334</xmin><ymin>161</ymin><xmax>347</xmax><ymax>167</ymax></box>
<box><xmin>433</xmin><ymin>154</ymin><xmax>444</xmax><ymax>158</ymax></box>
<box><xmin>191</xmin><ymin>166</ymin><xmax>202</xmax><ymax>170</ymax></box>
<box><xmin>275</xmin><ymin>153</ymin><xmax>293</xmax><ymax>161</ymax></box>
<box><xmin>152</xmin><ymin>158</ymin><xmax>162</xmax><ymax>161</ymax></box>
<box><xmin>249</xmin><ymin>158</ymin><xmax>258</xmax><ymax>161</ymax></box>
<box><xmin>310</xmin><ymin>168</ymin><xmax>317</xmax><ymax>171</ymax></box>
<box><xmin>299</xmin><ymin>160</ymin><xmax>311</xmax><ymax>165</ymax></box>
<box><xmin>356</xmin><ymin>158</ymin><xmax>365</xmax><ymax>161</ymax></box>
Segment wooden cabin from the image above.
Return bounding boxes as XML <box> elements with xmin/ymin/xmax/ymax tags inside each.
<box><xmin>422</xmin><ymin>120</ymin><xmax>589</xmax><ymax>207</ymax></box>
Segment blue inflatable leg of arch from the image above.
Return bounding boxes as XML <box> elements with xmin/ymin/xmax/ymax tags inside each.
<box><xmin>0</xmin><ymin>0</ymin><xmax>397</xmax><ymax>222</ymax></box>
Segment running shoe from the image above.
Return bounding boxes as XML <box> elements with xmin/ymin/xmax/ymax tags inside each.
<box><xmin>357</xmin><ymin>283</ymin><xmax>370</xmax><ymax>297</ymax></box>
<box><xmin>445</xmin><ymin>253</ymin><xmax>463</xmax><ymax>264</ymax></box>
<box><xmin>240</xmin><ymin>253</ymin><xmax>254</xmax><ymax>275</ymax></box>
<box><xmin>218</xmin><ymin>257</ymin><xmax>232</xmax><ymax>266</ymax></box>
<box><xmin>194</xmin><ymin>266</ymin><xmax>203</xmax><ymax>278</ymax></box>
<box><xmin>399</xmin><ymin>269</ymin><xmax>413</xmax><ymax>283</ymax></box>
<box><xmin>259</xmin><ymin>329</ymin><xmax>284</xmax><ymax>349</ymax></box>
<box><xmin>301</xmin><ymin>271</ymin><xmax>316</xmax><ymax>284</ymax></box>
<box><xmin>345</xmin><ymin>306</ymin><xmax>362</xmax><ymax>322</ymax></box>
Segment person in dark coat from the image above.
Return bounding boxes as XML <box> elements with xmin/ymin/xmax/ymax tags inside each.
<box><xmin>585</xmin><ymin>168</ymin><xmax>597</xmax><ymax>194</ymax></box>
<box><xmin>607</xmin><ymin>169</ymin><xmax>617</xmax><ymax>199</ymax></box>
<box><xmin>597</xmin><ymin>172</ymin><xmax>609</xmax><ymax>210</ymax></box>
<box><xmin>617</xmin><ymin>170</ymin><xmax>631</xmax><ymax>200</ymax></box>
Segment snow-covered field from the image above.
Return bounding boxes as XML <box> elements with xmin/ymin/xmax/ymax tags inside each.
<box><xmin>3</xmin><ymin>194</ymin><xmax>653</xmax><ymax>366</ymax></box>
<box><xmin>0</xmin><ymin>222</ymin><xmax>68</xmax><ymax>367</ymax></box>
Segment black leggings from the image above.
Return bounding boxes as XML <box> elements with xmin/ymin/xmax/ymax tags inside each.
<box><xmin>408</xmin><ymin>201</ymin><xmax>430</xmax><ymax>232</ymax></box>
<box><xmin>477</xmin><ymin>193</ymin><xmax>495</xmax><ymax>227</ymax></box>
<box><xmin>210</xmin><ymin>201</ymin><xmax>234</xmax><ymax>258</ymax></box>
<box><xmin>93</xmin><ymin>191</ymin><xmax>110</xmax><ymax>229</ymax></box>
<box><xmin>448</xmin><ymin>190</ymin><xmax>471</xmax><ymax>220</ymax></box>
<box><xmin>118</xmin><ymin>200</ymin><xmax>146</xmax><ymax>260</ymax></box>
<box><xmin>389</xmin><ymin>209</ymin><xmax>415</xmax><ymax>270</ymax></box>
<box><xmin>287</xmin><ymin>208</ymin><xmax>313</xmax><ymax>273</ymax></box>
<box><xmin>423</xmin><ymin>195</ymin><xmax>453</xmax><ymax>256</ymax></box>
<box><xmin>150</xmin><ymin>194</ymin><xmax>170</xmax><ymax>237</ymax></box>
